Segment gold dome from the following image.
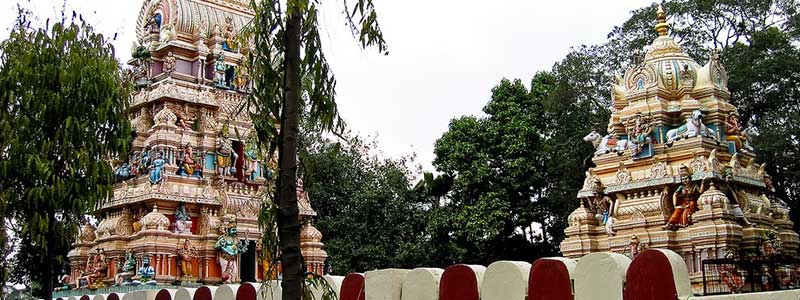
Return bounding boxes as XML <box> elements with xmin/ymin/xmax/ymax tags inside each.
<box><xmin>620</xmin><ymin>5</ymin><xmax>703</xmax><ymax>100</ymax></box>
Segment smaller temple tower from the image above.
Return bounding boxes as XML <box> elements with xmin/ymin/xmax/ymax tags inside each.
<box><xmin>561</xmin><ymin>6</ymin><xmax>798</xmax><ymax>292</ymax></box>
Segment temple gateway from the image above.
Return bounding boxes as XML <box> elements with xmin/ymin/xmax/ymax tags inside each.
<box><xmin>561</xmin><ymin>6</ymin><xmax>799</xmax><ymax>292</ymax></box>
<box><xmin>65</xmin><ymin>0</ymin><xmax>326</xmax><ymax>290</ymax></box>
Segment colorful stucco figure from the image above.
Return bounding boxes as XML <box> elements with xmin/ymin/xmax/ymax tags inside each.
<box><xmin>664</xmin><ymin>166</ymin><xmax>703</xmax><ymax>229</ymax></box>
<box><xmin>149</xmin><ymin>151</ymin><xmax>165</xmax><ymax>185</ymax></box>
<box><xmin>214</xmin><ymin>53</ymin><xmax>227</xmax><ymax>87</ymax></box>
<box><xmin>133</xmin><ymin>256</ymin><xmax>156</xmax><ymax>285</ymax></box>
<box><xmin>216</xmin><ymin>125</ymin><xmax>235</xmax><ymax>176</ymax></box>
<box><xmin>215</xmin><ymin>216</ymin><xmax>248</xmax><ymax>283</ymax></box>
<box><xmin>177</xmin><ymin>239</ymin><xmax>199</xmax><ymax>280</ymax></box>
<box><xmin>114</xmin><ymin>249</ymin><xmax>137</xmax><ymax>286</ymax></box>
<box><xmin>725</xmin><ymin>111</ymin><xmax>750</xmax><ymax>152</ymax></box>
<box><xmin>626</xmin><ymin>111</ymin><xmax>653</xmax><ymax>156</ymax></box>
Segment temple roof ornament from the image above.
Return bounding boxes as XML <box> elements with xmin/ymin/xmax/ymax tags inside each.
<box><xmin>140</xmin><ymin>205</ymin><xmax>170</xmax><ymax>231</ymax></box>
<box><xmin>136</xmin><ymin>0</ymin><xmax>253</xmax><ymax>43</ymax></box>
<box><xmin>606</xmin><ymin>5</ymin><xmax>734</xmax><ymax>139</ymax></box>
<box><xmin>655</xmin><ymin>5</ymin><xmax>669</xmax><ymax>36</ymax></box>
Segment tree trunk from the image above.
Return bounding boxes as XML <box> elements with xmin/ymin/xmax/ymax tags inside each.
<box><xmin>279</xmin><ymin>6</ymin><xmax>303</xmax><ymax>300</ymax></box>
<box><xmin>43</xmin><ymin>210</ymin><xmax>56</xmax><ymax>300</ymax></box>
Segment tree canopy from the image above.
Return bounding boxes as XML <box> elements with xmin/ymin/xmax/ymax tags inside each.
<box><xmin>302</xmin><ymin>131</ymin><xmax>428</xmax><ymax>273</ymax></box>
<box><xmin>0</xmin><ymin>11</ymin><xmax>131</xmax><ymax>300</ymax></box>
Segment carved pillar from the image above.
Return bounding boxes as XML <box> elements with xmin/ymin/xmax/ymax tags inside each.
<box><xmin>203</xmin><ymin>257</ymin><xmax>209</xmax><ymax>280</ymax></box>
<box><xmin>156</xmin><ymin>254</ymin><xmax>162</xmax><ymax>275</ymax></box>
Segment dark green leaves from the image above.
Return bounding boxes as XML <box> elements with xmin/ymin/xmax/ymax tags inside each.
<box><xmin>0</xmin><ymin>10</ymin><xmax>131</xmax><ymax>299</ymax></box>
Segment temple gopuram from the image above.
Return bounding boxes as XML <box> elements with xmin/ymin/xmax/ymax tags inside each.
<box><xmin>561</xmin><ymin>6</ymin><xmax>799</xmax><ymax>291</ymax></box>
<box><xmin>64</xmin><ymin>0</ymin><xmax>326</xmax><ymax>291</ymax></box>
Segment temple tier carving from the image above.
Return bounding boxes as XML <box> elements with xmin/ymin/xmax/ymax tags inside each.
<box><xmin>65</xmin><ymin>0</ymin><xmax>326</xmax><ymax>289</ymax></box>
<box><xmin>562</xmin><ymin>6</ymin><xmax>798</xmax><ymax>294</ymax></box>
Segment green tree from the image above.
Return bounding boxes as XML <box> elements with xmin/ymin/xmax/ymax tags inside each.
<box><xmin>244</xmin><ymin>0</ymin><xmax>386</xmax><ymax>298</ymax></box>
<box><xmin>301</xmin><ymin>131</ymin><xmax>429</xmax><ymax>273</ymax></box>
<box><xmin>0</xmin><ymin>12</ymin><xmax>131</xmax><ymax>300</ymax></box>
<box><xmin>430</xmin><ymin>78</ymin><xmax>551</xmax><ymax>264</ymax></box>
<box><xmin>535</xmin><ymin>51</ymin><xmax>611</xmax><ymax>245</ymax></box>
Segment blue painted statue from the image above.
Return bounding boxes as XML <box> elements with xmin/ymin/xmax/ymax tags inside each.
<box><xmin>114</xmin><ymin>162</ymin><xmax>133</xmax><ymax>182</ymax></box>
<box><xmin>132</xmin><ymin>256</ymin><xmax>156</xmax><ymax>285</ymax></box>
<box><xmin>214</xmin><ymin>53</ymin><xmax>227</xmax><ymax>88</ymax></box>
<box><xmin>149</xmin><ymin>152</ymin><xmax>165</xmax><ymax>185</ymax></box>
<box><xmin>215</xmin><ymin>218</ymin><xmax>248</xmax><ymax>283</ymax></box>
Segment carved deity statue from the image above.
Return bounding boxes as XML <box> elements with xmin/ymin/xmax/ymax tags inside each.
<box><xmin>625</xmin><ymin>235</ymin><xmax>648</xmax><ymax>259</ymax></box>
<box><xmin>163</xmin><ymin>51</ymin><xmax>176</xmax><ymax>75</ymax></box>
<box><xmin>725</xmin><ymin>111</ymin><xmax>750</xmax><ymax>152</ymax></box>
<box><xmin>114</xmin><ymin>249</ymin><xmax>136</xmax><ymax>286</ymax></box>
<box><xmin>176</xmin><ymin>239</ymin><xmax>198</xmax><ymax>280</ymax></box>
<box><xmin>664</xmin><ymin>166</ymin><xmax>705</xmax><ymax>229</ymax></box>
<box><xmin>244</xmin><ymin>147</ymin><xmax>259</xmax><ymax>181</ymax></box>
<box><xmin>680</xmin><ymin>64</ymin><xmax>695</xmax><ymax>86</ymax></box>
<box><xmin>222</xmin><ymin>16</ymin><xmax>237</xmax><ymax>51</ymax></box>
<box><xmin>133</xmin><ymin>256</ymin><xmax>157</xmax><ymax>285</ymax></box>
<box><xmin>113</xmin><ymin>161</ymin><xmax>133</xmax><ymax>183</ymax></box>
<box><xmin>215</xmin><ymin>216</ymin><xmax>248</xmax><ymax>283</ymax></box>
<box><xmin>178</xmin><ymin>146</ymin><xmax>200</xmax><ymax>177</ymax></box>
<box><xmin>721</xmin><ymin>167</ymin><xmax>752</xmax><ymax>226</ymax></box>
<box><xmin>159</xmin><ymin>20</ymin><xmax>177</xmax><ymax>43</ymax></box>
<box><xmin>216</xmin><ymin>127</ymin><xmax>236</xmax><ymax>176</ymax></box>
<box><xmin>133</xmin><ymin>59</ymin><xmax>151</xmax><ymax>88</ymax></box>
<box><xmin>626</xmin><ymin>111</ymin><xmax>653</xmax><ymax>156</ymax></box>
<box><xmin>175</xmin><ymin>104</ymin><xmax>194</xmax><ymax>130</ymax></box>
<box><xmin>174</xmin><ymin>202</ymin><xmax>191</xmax><ymax>234</ymax></box>
<box><xmin>594</xmin><ymin>196</ymin><xmax>617</xmax><ymax>236</ymax></box>
<box><xmin>214</xmin><ymin>53</ymin><xmax>227</xmax><ymax>87</ymax></box>
<box><xmin>149</xmin><ymin>151</ymin><xmax>166</xmax><ymax>185</ymax></box>
<box><xmin>297</xmin><ymin>178</ymin><xmax>308</xmax><ymax>203</ymax></box>
<box><xmin>235</xmin><ymin>63</ymin><xmax>251</xmax><ymax>91</ymax></box>
<box><xmin>138</xmin><ymin>150</ymin><xmax>151</xmax><ymax>176</ymax></box>
<box><xmin>78</xmin><ymin>249</ymin><xmax>108</xmax><ymax>289</ymax></box>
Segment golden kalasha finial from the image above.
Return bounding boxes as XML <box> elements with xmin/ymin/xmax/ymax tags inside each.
<box><xmin>655</xmin><ymin>4</ymin><xmax>669</xmax><ymax>36</ymax></box>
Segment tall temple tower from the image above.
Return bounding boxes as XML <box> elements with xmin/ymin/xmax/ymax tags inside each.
<box><xmin>67</xmin><ymin>0</ymin><xmax>326</xmax><ymax>287</ymax></box>
<box><xmin>561</xmin><ymin>6</ymin><xmax>798</xmax><ymax>291</ymax></box>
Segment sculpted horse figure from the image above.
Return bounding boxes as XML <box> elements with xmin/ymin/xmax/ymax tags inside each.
<box><xmin>666</xmin><ymin>110</ymin><xmax>717</xmax><ymax>144</ymax></box>
<box><xmin>583</xmin><ymin>130</ymin><xmax>635</xmax><ymax>155</ymax></box>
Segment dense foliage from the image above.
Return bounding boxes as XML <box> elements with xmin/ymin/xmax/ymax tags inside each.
<box><xmin>302</xmin><ymin>132</ymin><xmax>428</xmax><ymax>273</ymax></box>
<box><xmin>0</xmin><ymin>12</ymin><xmax>131</xmax><ymax>300</ymax></box>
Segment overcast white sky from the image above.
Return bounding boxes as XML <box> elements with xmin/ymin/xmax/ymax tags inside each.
<box><xmin>1</xmin><ymin>0</ymin><xmax>653</xmax><ymax>172</ymax></box>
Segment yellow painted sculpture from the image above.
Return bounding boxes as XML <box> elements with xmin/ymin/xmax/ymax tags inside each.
<box><xmin>177</xmin><ymin>239</ymin><xmax>199</xmax><ymax>280</ymax></box>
